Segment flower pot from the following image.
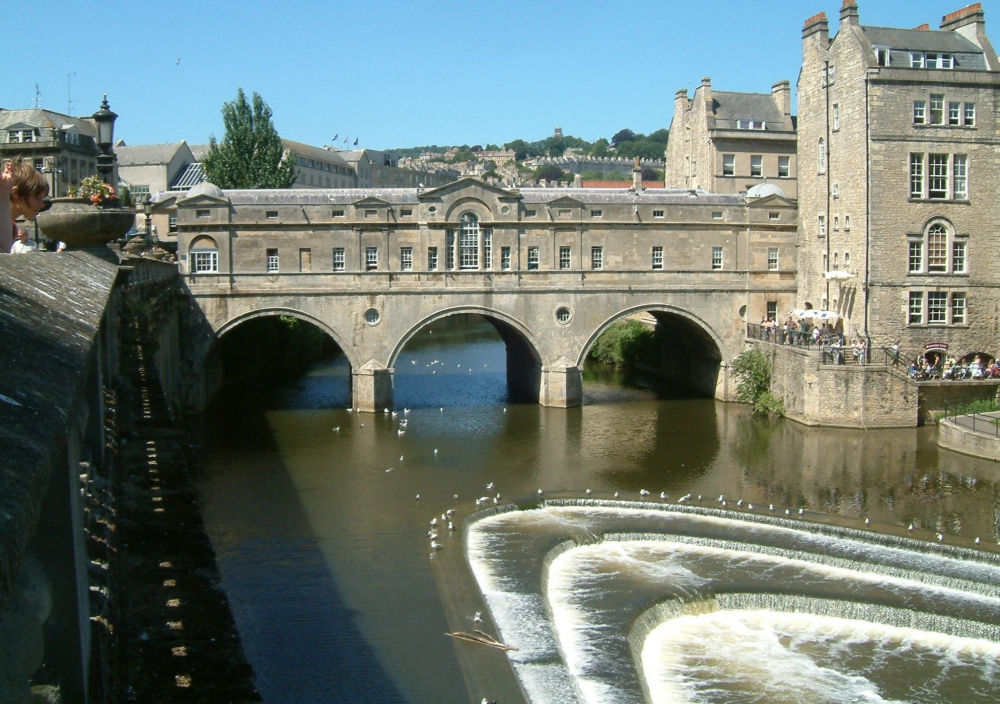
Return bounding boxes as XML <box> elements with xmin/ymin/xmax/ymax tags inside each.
<box><xmin>35</xmin><ymin>197</ymin><xmax>136</xmax><ymax>252</ymax></box>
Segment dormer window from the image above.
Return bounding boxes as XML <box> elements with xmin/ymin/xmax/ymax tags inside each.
<box><xmin>737</xmin><ymin>119</ymin><xmax>766</xmax><ymax>130</ymax></box>
<box><xmin>910</xmin><ymin>52</ymin><xmax>954</xmax><ymax>69</ymax></box>
<box><xmin>7</xmin><ymin>129</ymin><xmax>37</xmax><ymax>143</ymax></box>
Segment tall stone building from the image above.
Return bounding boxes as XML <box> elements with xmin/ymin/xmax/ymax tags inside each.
<box><xmin>665</xmin><ymin>77</ymin><xmax>797</xmax><ymax>198</ymax></box>
<box><xmin>797</xmin><ymin>1</ymin><xmax>1000</xmax><ymax>357</ymax></box>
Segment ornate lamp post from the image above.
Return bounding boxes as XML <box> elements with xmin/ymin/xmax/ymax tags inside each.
<box><xmin>143</xmin><ymin>196</ymin><xmax>153</xmax><ymax>245</ymax></box>
<box><xmin>92</xmin><ymin>95</ymin><xmax>117</xmax><ymax>185</ymax></box>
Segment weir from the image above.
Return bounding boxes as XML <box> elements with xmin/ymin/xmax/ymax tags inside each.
<box><xmin>466</xmin><ymin>501</ymin><xmax>1000</xmax><ymax>704</ymax></box>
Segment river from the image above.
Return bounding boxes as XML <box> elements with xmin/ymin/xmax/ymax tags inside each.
<box><xmin>193</xmin><ymin>314</ymin><xmax>1000</xmax><ymax>703</ymax></box>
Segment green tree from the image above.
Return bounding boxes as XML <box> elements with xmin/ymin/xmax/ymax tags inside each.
<box><xmin>203</xmin><ymin>88</ymin><xmax>296</xmax><ymax>189</ymax></box>
<box><xmin>533</xmin><ymin>165</ymin><xmax>566</xmax><ymax>182</ymax></box>
<box><xmin>589</xmin><ymin>138</ymin><xmax>611</xmax><ymax>157</ymax></box>
<box><xmin>732</xmin><ymin>348</ymin><xmax>784</xmax><ymax>417</ymax></box>
<box><xmin>612</xmin><ymin>128</ymin><xmax>637</xmax><ymax>147</ymax></box>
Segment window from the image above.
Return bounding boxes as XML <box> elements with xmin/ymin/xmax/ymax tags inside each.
<box><xmin>928</xmin><ymin>292</ymin><xmax>948</xmax><ymax>323</ymax></box>
<box><xmin>723</xmin><ymin>154</ymin><xmax>735</xmax><ymax>176</ymax></box>
<box><xmin>266</xmin><ymin>210</ymin><xmax>279</xmax><ymax>219</ymax></box>
<box><xmin>401</xmin><ymin>247</ymin><xmax>413</xmax><ymax>271</ymax></box>
<box><xmin>910</xmin><ymin>154</ymin><xmax>924</xmax><ymax>198</ymax></box>
<box><xmin>909</xmin><ymin>240</ymin><xmax>923</xmax><ymax>272</ymax></box>
<box><xmin>483</xmin><ymin>229</ymin><xmax>492</xmax><ymax>269</ymax></box>
<box><xmin>844</xmin><ymin>252</ymin><xmax>851</xmax><ymax>268</ymax></box>
<box><xmin>652</xmin><ymin>246</ymin><xmax>663</xmax><ymax>270</ymax></box>
<box><xmin>299</xmin><ymin>248</ymin><xmax>311</xmax><ymax>272</ymax></box>
<box><xmin>910</xmin><ymin>152</ymin><xmax>971</xmax><ymax>200</ymax></box>
<box><xmin>500</xmin><ymin>246</ymin><xmax>511</xmax><ymax>270</ymax></box>
<box><xmin>446</xmin><ymin>231</ymin><xmax>455</xmax><ymax>269</ymax></box>
<box><xmin>818</xmin><ymin>139</ymin><xmax>826</xmax><ymax>173</ymax></box>
<box><xmin>845</xmin><ymin>216</ymin><xmax>852</xmax><ymax>231</ymax></box>
<box><xmin>750</xmin><ymin>155</ymin><xmax>763</xmax><ymax>177</ymax></box>
<box><xmin>333</xmin><ymin>209</ymin><xmax>345</xmax><ymax>217</ymax></box>
<box><xmin>768</xmin><ymin>248</ymin><xmax>778</xmax><ymax>271</ymax></box>
<box><xmin>558</xmin><ymin>208</ymin><xmax>571</xmax><ymax>218</ymax></box>
<box><xmin>653</xmin><ymin>210</ymin><xmax>665</xmax><ymax>218</ymax></box>
<box><xmin>964</xmin><ymin>103</ymin><xmax>976</xmax><ymax>126</ymax></box>
<box><xmin>737</xmin><ymin>119</ymin><xmax>766</xmax><ymax>130</ymax></box>
<box><xmin>927</xmin><ymin>53</ymin><xmax>954</xmax><ymax>69</ymax></box>
<box><xmin>929</xmin><ymin>94</ymin><xmax>944</xmax><ymax>125</ymax></box>
<box><xmin>832</xmin><ymin>183</ymin><xmax>839</xmax><ymax>198</ymax></box>
<box><xmin>266</xmin><ymin>248</ymin><xmax>279</xmax><ymax>273</ymax></box>
<box><xmin>524</xmin><ymin>209</ymin><xmax>536</xmax><ymax>217</ymax></box>
<box><xmin>767</xmin><ymin>301</ymin><xmax>778</xmax><ymax>320</ymax></box>
<box><xmin>428</xmin><ymin>246</ymin><xmax>438</xmax><ymax>271</ymax></box>
<box><xmin>590</xmin><ymin>210</ymin><xmax>602</xmax><ymax>218</ymax></box>
<box><xmin>910</xmin><ymin>52</ymin><xmax>925</xmax><ymax>68</ymax></box>
<box><xmin>459</xmin><ymin>213</ymin><xmax>480</xmax><ymax>269</ymax></box>
<box><xmin>168</xmin><ymin>216</ymin><xmax>178</xmax><ymax>233</ymax></box>
<box><xmin>952</xmin><ymin>240</ymin><xmax>967</xmax><ymax>273</ymax></box>
<box><xmin>591</xmin><ymin>246</ymin><xmax>603</xmax><ymax>270</ymax></box>
<box><xmin>834</xmin><ymin>216</ymin><xmax>840</xmax><ymax>231</ymax></box>
<box><xmin>908</xmin><ymin>291</ymin><xmax>923</xmax><ymax>323</ymax></box>
<box><xmin>778</xmin><ymin>156</ymin><xmax>790</xmax><ymax>178</ymax></box>
<box><xmin>712</xmin><ymin>247</ymin><xmax>723</xmax><ymax>270</ymax></box>
<box><xmin>833</xmin><ymin>104</ymin><xmax>840</xmax><ymax>131</ymax></box>
<box><xmin>877</xmin><ymin>48</ymin><xmax>890</xmax><ymax>66</ymax></box>
<box><xmin>365</xmin><ymin>246</ymin><xmax>378</xmax><ymax>271</ymax></box>
<box><xmin>949</xmin><ymin>101</ymin><xmax>961</xmax><ymax>125</ymax></box>
<box><xmin>712</xmin><ymin>211</ymin><xmax>723</xmax><ymax>220</ymax></box>
<box><xmin>913</xmin><ymin>100</ymin><xmax>926</xmax><ymax>124</ymax></box>
<box><xmin>818</xmin><ymin>215</ymin><xmax>826</xmax><ymax>237</ymax></box>
<box><xmin>191</xmin><ymin>250</ymin><xmax>218</xmax><ymax>273</ymax></box>
<box><xmin>910</xmin><ymin>223</ymin><xmax>967</xmax><ymax>274</ymax></box>
<box><xmin>196</xmin><ymin>209</ymin><xmax>210</xmax><ymax>218</ymax></box>
<box><xmin>365</xmin><ymin>209</ymin><xmax>377</xmax><ymax>218</ymax></box>
<box><xmin>769</xmin><ymin>212</ymin><xmax>780</xmax><ymax>221</ymax></box>
<box><xmin>333</xmin><ymin>247</ymin><xmax>345</xmax><ymax>271</ymax></box>
<box><xmin>826</xmin><ymin>64</ymin><xmax>835</xmax><ymax>85</ymax></box>
<box><xmin>952</xmin><ymin>293</ymin><xmax>967</xmax><ymax>324</ymax></box>
<box><xmin>527</xmin><ymin>246</ymin><xmax>539</xmax><ymax>270</ymax></box>
<box><xmin>401</xmin><ymin>208</ymin><xmax>413</xmax><ymax>217</ymax></box>
<box><xmin>691</xmin><ymin>160</ymin><xmax>697</xmax><ymax>176</ymax></box>
<box><xmin>559</xmin><ymin>246</ymin><xmax>571</xmax><ymax>269</ymax></box>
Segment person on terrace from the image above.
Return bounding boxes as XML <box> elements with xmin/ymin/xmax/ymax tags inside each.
<box><xmin>1</xmin><ymin>160</ymin><xmax>49</xmax><ymax>253</ymax></box>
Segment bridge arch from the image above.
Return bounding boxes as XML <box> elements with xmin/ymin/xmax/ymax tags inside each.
<box><xmin>203</xmin><ymin>307</ymin><xmax>361</xmax><ymax>373</ymax></box>
<box><xmin>389</xmin><ymin>306</ymin><xmax>546</xmax><ymax>403</ymax></box>
<box><xmin>579</xmin><ymin>304</ymin><xmax>726</xmax><ymax>398</ymax></box>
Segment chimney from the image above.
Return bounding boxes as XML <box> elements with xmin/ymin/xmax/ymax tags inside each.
<box><xmin>803</xmin><ymin>11</ymin><xmax>830</xmax><ymax>45</ymax></box>
<box><xmin>840</xmin><ymin>0</ymin><xmax>859</xmax><ymax>27</ymax></box>
<box><xmin>940</xmin><ymin>3</ymin><xmax>997</xmax><ymax>68</ymax></box>
<box><xmin>632</xmin><ymin>157</ymin><xmax>642</xmax><ymax>191</ymax></box>
<box><xmin>772</xmin><ymin>80</ymin><xmax>791</xmax><ymax>118</ymax></box>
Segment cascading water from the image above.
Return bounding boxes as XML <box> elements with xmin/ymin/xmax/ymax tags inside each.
<box><xmin>466</xmin><ymin>501</ymin><xmax>1000</xmax><ymax>704</ymax></box>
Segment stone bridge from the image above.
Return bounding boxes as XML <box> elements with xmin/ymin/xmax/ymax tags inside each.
<box><xmin>167</xmin><ymin>179</ymin><xmax>799</xmax><ymax>411</ymax></box>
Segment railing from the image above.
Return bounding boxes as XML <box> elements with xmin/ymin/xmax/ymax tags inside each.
<box><xmin>943</xmin><ymin>397</ymin><xmax>1000</xmax><ymax>438</ymax></box>
<box><xmin>819</xmin><ymin>345</ymin><xmax>900</xmax><ymax>367</ymax></box>
<box><xmin>746</xmin><ymin>322</ymin><xmax>837</xmax><ymax>351</ymax></box>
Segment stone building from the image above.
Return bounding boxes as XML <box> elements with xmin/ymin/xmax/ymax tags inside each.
<box><xmin>0</xmin><ymin>107</ymin><xmax>104</xmax><ymax>197</ymax></box>
<box><xmin>338</xmin><ymin>148</ymin><xmax>456</xmax><ymax>189</ymax></box>
<box><xmin>285</xmin><ymin>139</ymin><xmax>357</xmax><ymax>189</ymax></box>
<box><xmin>665</xmin><ymin>77</ymin><xmax>798</xmax><ymax>198</ymax></box>
<box><xmin>797</xmin><ymin>1</ymin><xmax>1000</xmax><ymax>359</ymax></box>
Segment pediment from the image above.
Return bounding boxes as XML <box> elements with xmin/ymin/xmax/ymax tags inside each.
<box><xmin>546</xmin><ymin>195</ymin><xmax>586</xmax><ymax>208</ymax></box>
<box><xmin>5</xmin><ymin>121</ymin><xmax>40</xmax><ymax>131</ymax></box>
<box><xmin>747</xmin><ymin>193</ymin><xmax>796</xmax><ymax>208</ymax></box>
<box><xmin>419</xmin><ymin>177</ymin><xmax>519</xmax><ymax>201</ymax></box>
<box><xmin>178</xmin><ymin>193</ymin><xmax>230</xmax><ymax>206</ymax></box>
<box><xmin>352</xmin><ymin>196</ymin><xmax>391</xmax><ymax>207</ymax></box>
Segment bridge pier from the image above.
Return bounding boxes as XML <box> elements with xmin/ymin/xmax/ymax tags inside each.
<box><xmin>540</xmin><ymin>358</ymin><xmax>583</xmax><ymax>408</ymax></box>
<box><xmin>353</xmin><ymin>361</ymin><xmax>394</xmax><ymax>412</ymax></box>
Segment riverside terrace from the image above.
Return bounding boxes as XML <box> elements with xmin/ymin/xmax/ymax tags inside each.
<box><xmin>161</xmin><ymin>178</ymin><xmax>799</xmax><ymax>413</ymax></box>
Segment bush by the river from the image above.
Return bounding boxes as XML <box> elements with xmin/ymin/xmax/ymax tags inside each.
<box><xmin>588</xmin><ymin>319</ymin><xmax>658</xmax><ymax>368</ymax></box>
<box><xmin>732</xmin><ymin>348</ymin><xmax>784</xmax><ymax>418</ymax></box>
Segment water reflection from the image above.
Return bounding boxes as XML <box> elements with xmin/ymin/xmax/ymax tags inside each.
<box><xmin>193</xmin><ymin>314</ymin><xmax>1000</xmax><ymax>703</ymax></box>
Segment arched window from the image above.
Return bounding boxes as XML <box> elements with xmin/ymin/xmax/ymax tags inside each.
<box><xmin>818</xmin><ymin>138</ymin><xmax>826</xmax><ymax>174</ymax></box>
<box><xmin>907</xmin><ymin>220</ymin><xmax>966</xmax><ymax>274</ymax></box>
<box><xmin>459</xmin><ymin>212</ymin><xmax>480</xmax><ymax>269</ymax></box>
<box><xmin>189</xmin><ymin>236</ymin><xmax>219</xmax><ymax>274</ymax></box>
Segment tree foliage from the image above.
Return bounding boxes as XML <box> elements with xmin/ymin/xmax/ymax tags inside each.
<box><xmin>588</xmin><ymin>320</ymin><xmax>658</xmax><ymax>368</ymax></box>
<box><xmin>732</xmin><ymin>348</ymin><xmax>784</xmax><ymax>417</ymax></box>
<box><xmin>533</xmin><ymin>164</ymin><xmax>568</xmax><ymax>182</ymax></box>
<box><xmin>203</xmin><ymin>88</ymin><xmax>296</xmax><ymax>189</ymax></box>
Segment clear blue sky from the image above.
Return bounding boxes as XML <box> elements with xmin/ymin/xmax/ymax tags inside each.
<box><xmin>2</xmin><ymin>1</ymin><xmax>993</xmax><ymax>150</ymax></box>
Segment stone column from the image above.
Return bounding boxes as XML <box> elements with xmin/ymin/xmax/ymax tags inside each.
<box><xmin>352</xmin><ymin>359</ymin><xmax>394</xmax><ymax>412</ymax></box>
<box><xmin>539</xmin><ymin>357</ymin><xmax>583</xmax><ymax>408</ymax></box>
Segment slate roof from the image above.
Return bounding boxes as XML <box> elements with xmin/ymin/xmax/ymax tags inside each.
<box><xmin>712</xmin><ymin>92</ymin><xmax>792</xmax><ymax>132</ymax></box>
<box><xmin>116</xmin><ymin>142</ymin><xmax>186</xmax><ymax>167</ymax></box>
<box><xmin>188</xmin><ymin>144</ymin><xmax>211</xmax><ymax>161</ymax></box>
<box><xmin>0</xmin><ymin>253</ymin><xmax>117</xmax><ymax>605</ymax></box>
<box><xmin>282</xmin><ymin>139</ymin><xmax>351</xmax><ymax>168</ymax></box>
<box><xmin>861</xmin><ymin>25</ymin><xmax>984</xmax><ymax>54</ymax></box>
<box><xmin>0</xmin><ymin>108</ymin><xmax>95</xmax><ymax>135</ymax></box>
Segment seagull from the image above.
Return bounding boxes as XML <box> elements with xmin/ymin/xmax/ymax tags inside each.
<box><xmin>586</xmin><ymin>489</ymin><xmax>592</xmax><ymax>495</ymax></box>
<box><xmin>448</xmin><ymin>522</ymin><xmax>455</xmax><ymax>531</ymax></box>
<box><xmin>975</xmin><ymin>537</ymin><xmax>981</xmax><ymax>544</ymax></box>
<box><xmin>347</xmin><ymin>408</ymin><xmax>353</xmax><ymax>412</ymax></box>
<box><xmin>736</xmin><ymin>499</ymin><xmax>743</xmax><ymax>507</ymax></box>
<box><xmin>908</xmin><ymin>524</ymin><xmax>914</xmax><ymax>531</ymax></box>
<box><xmin>785</xmin><ymin>509</ymin><xmax>791</xmax><ymax>515</ymax></box>
<box><xmin>503</xmin><ymin>407</ymin><xmax>507</xmax><ymax>413</ymax></box>
<box><xmin>718</xmin><ymin>495</ymin><xmax>725</xmax><ymax>503</ymax></box>
<box><xmin>427</xmin><ymin>530</ymin><xmax>437</xmax><ymax>538</ymax></box>
<box><xmin>697</xmin><ymin>495</ymin><xmax>702</xmax><ymax>501</ymax></box>
<box><xmin>640</xmin><ymin>489</ymin><xmax>650</xmax><ymax>496</ymax></box>
<box><xmin>397</xmin><ymin>429</ymin><xmax>405</xmax><ymax>436</ymax></box>
<box><xmin>386</xmin><ymin>468</ymin><xmax>393</xmax><ymax>473</ymax></box>
<box><xmin>415</xmin><ymin>494</ymin><xmax>420</xmax><ymax>500</ymax></box>
<box><xmin>937</xmin><ymin>533</ymin><xmax>944</xmax><ymax>542</ymax></box>
<box><xmin>864</xmin><ymin>518</ymin><xmax>870</xmax><ymax>525</ymax></box>
<box><xmin>176</xmin><ymin>58</ymin><xmax>181</xmax><ymax>65</ymax></box>
<box><xmin>434</xmin><ymin>449</ymin><xmax>439</xmax><ymax>455</ymax></box>
<box><xmin>430</xmin><ymin>518</ymin><xmax>438</xmax><ymax>526</ymax></box>
<box><xmin>400</xmin><ymin>455</ymin><xmax>404</xmax><ymax>461</ymax></box>
<box><xmin>537</xmin><ymin>489</ymin><xmax>543</xmax><ymax>496</ymax></box>
<box><xmin>440</xmin><ymin>407</ymin><xmax>444</xmax><ymax>413</ymax></box>
<box><xmin>747</xmin><ymin>503</ymin><xmax>754</xmax><ymax>510</ymax></box>
<box><xmin>383</xmin><ymin>408</ymin><xmax>389</xmax><ymax>414</ymax></box>
<box><xmin>660</xmin><ymin>492</ymin><xmax>668</xmax><ymax>499</ymax></box>
<box><xmin>614</xmin><ymin>492</ymin><xmax>619</xmax><ymax>498</ymax></box>
<box><xmin>769</xmin><ymin>504</ymin><xmax>775</xmax><ymax>511</ymax></box>
<box><xmin>430</xmin><ymin>541</ymin><xmax>442</xmax><ymax>550</ymax></box>
<box><xmin>333</xmin><ymin>427</ymin><xmax>340</xmax><ymax>432</ymax></box>
<box><xmin>486</xmin><ymin>482</ymin><xmax>494</xmax><ymax>490</ymax></box>
<box><xmin>474</xmin><ymin>611</ymin><xmax>483</xmax><ymax>623</ymax></box>
<box><xmin>798</xmin><ymin>508</ymin><xmax>805</xmax><ymax>515</ymax></box>
<box><xmin>446</xmin><ymin>509</ymin><xmax>457</xmax><ymax>516</ymax></box>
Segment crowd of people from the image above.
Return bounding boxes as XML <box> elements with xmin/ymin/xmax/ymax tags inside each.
<box><xmin>758</xmin><ymin>316</ymin><xmax>845</xmax><ymax>348</ymax></box>
<box><xmin>908</xmin><ymin>353</ymin><xmax>1000</xmax><ymax>381</ymax></box>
